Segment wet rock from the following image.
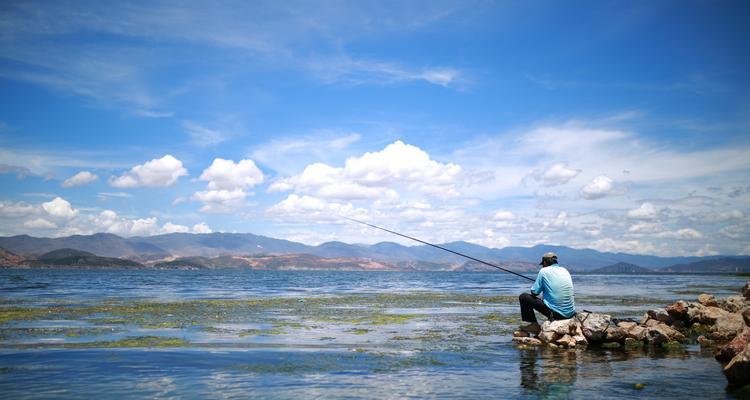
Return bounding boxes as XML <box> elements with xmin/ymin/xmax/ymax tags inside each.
<box><xmin>723</xmin><ymin>344</ymin><xmax>750</xmax><ymax>387</ymax></box>
<box><xmin>538</xmin><ymin>330</ymin><xmax>557</xmax><ymax>343</ymax></box>
<box><xmin>717</xmin><ymin>296</ymin><xmax>749</xmax><ymax>313</ymax></box>
<box><xmin>666</xmin><ymin>301</ymin><xmax>689</xmax><ymax>321</ymax></box>
<box><xmin>601</xmin><ymin>342</ymin><xmax>621</xmax><ymax>349</ymax></box>
<box><xmin>573</xmin><ymin>333</ymin><xmax>588</xmax><ymax>346</ymax></box>
<box><xmin>699</xmin><ymin>294</ymin><xmax>718</xmax><ymax>307</ymax></box>
<box><xmin>605</xmin><ymin>326</ymin><xmax>627</xmax><ymax>342</ymax></box>
<box><xmin>743</xmin><ymin>308</ymin><xmax>750</xmax><ymax>327</ymax></box>
<box><xmin>743</xmin><ymin>282</ymin><xmax>750</xmax><ymax>300</ymax></box>
<box><xmin>712</xmin><ymin>313</ymin><xmax>746</xmax><ymax>342</ymax></box>
<box><xmin>716</xmin><ymin>328</ymin><xmax>750</xmax><ymax>363</ymax></box>
<box><xmin>581</xmin><ymin>312</ymin><xmax>612</xmax><ymax>343</ymax></box>
<box><xmin>513</xmin><ymin>330</ymin><xmax>529</xmax><ymax>338</ymax></box>
<box><xmin>647</xmin><ymin>308</ymin><xmax>675</xmax><ymax>325</ymax></box>
<box><xmin>512</xmin><ymin>336</ymin><xmax>543</xmax><ymax>346</ymax></box>
<box><xmin>627</xmin><ymin>325</ymin><xmax>647</xmax><ymax>341</ymax></box>
<box><xmin>697</xmin><ymin>335</ymin><xmax>714</xmax><ymax>347</ymax></box>
<box><xmin>646</xmin><ymin>323</ymin><xmax>684</xmax><ymax>345</ymax></box>
<box><xmin>555</xmin><ymin>334</ymin><xmax>576</xmax><ymax>347</ymax></box>
<box><xmin>624</xmin><ymin>337</ymin><xmax>644</xmax><ymax>348</ymax></box>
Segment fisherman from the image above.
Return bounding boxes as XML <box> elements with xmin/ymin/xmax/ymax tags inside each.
<box><xmin>518</xmin><ymin>252</ymin><xmax>576</xmax><ymax>334</ymax></box>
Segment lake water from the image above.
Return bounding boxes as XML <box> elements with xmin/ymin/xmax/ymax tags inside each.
<box><xmin>1</xmin><ymin>269</ymin><xmax>748</xmax><ymax>399</ymax></box>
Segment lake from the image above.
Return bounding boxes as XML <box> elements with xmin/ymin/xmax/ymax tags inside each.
<box><xmin>1</xmin><ymin>269</ymin><xmax>748</xmax><ymax>399</ymax></box>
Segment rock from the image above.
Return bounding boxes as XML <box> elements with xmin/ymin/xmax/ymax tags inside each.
<box><xmin>580</xmin><ymin>312</ymin><xmax>612</xmax><ymax>343</ymax></box>
<box><xmin>544</xmin><ymin>318</ymin><xmax>578</xmax><ymax>336</ymax></box>
<box><xmin>601</xmin><ymin>342</ymin><xmax>621</xmax><ymax>349</ymax></box>
<box><xmin>626</xmin><ymin>325</ymin><xmax>647</xmax><ymax>341</ymax></box>
<box><xmin>697</xmin><ymin>335</ymin><xmax>714</xmax><ymax>347</ymax></box>
<box><xmin>693</xmin><ymin>306</ymin><xmax>730</xmax><ymax>325</ymax></box>
<box><xmin>687</xmin><ymin>302</ymin><xmax>706</xmax><ymax>322</ymax></box>
<box><xmin>512</xmin><ymin>337</ymin><xmax>543</xmax><ymax>346</ymax></box>
<box><xmin>699</xmin><ymin>294</ymin><xmax>718</xmax><ymax>307</ymax></box>
<box><xmin>647</xmin><ymin>308</ymin><xmax>675</xmax><ymax>325</ymax></box>
<box><xmin>716</xmin><ymin>328</ymin><xmax>750</xmax><ymax>363</ymax></box>
<box><xmin>666</xmin><ymin>301</ymin><xmax>689</xmax><ymax>321</ymax></box>
<box><xmin>538</xmin><ymin>330</ymin><xmax>557</xmax><ymax>343</ymax></box>
<box><xmin>646</xmin><ymin>323</ymin><xmax>685</xmax><ymax>345</ymax></box>
<box><xmin>717</xmin><ymin>296</ymin><xmax>749</xmax><ymax>313</ymax></box>
<box><xmin>573</xmin><ymin>333</ymin><xmax>588</xmax><ymax>346</ymax></box>
<box><xmin>555</xmin><ymin>334</ymin><xmax>576</xmax><ymax>347</ymax></box>
<box><xmin>723</xmin><ymin>344</ymin><xmax>750</xmax><ymax>387</ymax></box>
<box><xmin>617</xmin><ymin>321</ymin><xmax>637</xmax><ymax>331</ymax></box>
<box><xmin>743</xmin><ymin>308</ymin><xmax>750</xmax><ymax>327</ymax></box>
<box><xmin>605</xmin><ymin>326</ymin><xmax>626</xmax><ymax>342</ymax></box>
<box><xmin>513</xmin><ymin>330</ymin><xmax>529</xmax><ymax>338</ymax></box>
<box><xmin>743</xmin><ymin>282</ymin><xmax>750</xmax><ymax>300</ymax></box>
<box><xmin>624</xmin><ymin>337</ymin><xmax>644</xmax><ymax>348</ymax></box>
<box><xmin>712</xmin><ymin>313</ymin><xmax>746</xmax><ymax>341</ymax></box>
<box><xmin>644</xmin><ymin>318</ymin><xmax>661</xmax><ymax>327</ymax></box>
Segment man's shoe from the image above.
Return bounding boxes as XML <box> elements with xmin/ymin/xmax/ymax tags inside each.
<box><xmin>520</xmin><ymin>322</ymin><xmax>541</xmax><ymax>335</ymax></box>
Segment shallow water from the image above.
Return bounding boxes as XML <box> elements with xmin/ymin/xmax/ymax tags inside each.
<box><xmin>0</xmin><ymin>269</ymin><xmax>748</xmax><ymax>399</ymax></box>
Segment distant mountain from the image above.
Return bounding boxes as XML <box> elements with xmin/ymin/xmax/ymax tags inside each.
<box><xmin>659</xmin><ymin>257</ymin><xmax>750</xmax><ymax>273</ymax></box>
<box><xmin>589</xmin><ymin>262</ymin><xmax>655</xmax><ymax>274</ymax></box>
<box><xmin>154</xmin><ymin>254</ymin><xmax>397</xmax><ymax>271</ymax></box>
<box><xmin>0</xmin><ymin>232</ymin><xmax>738</xmax><ymax>271</ymax></box>
<box><xmin>0</xmin><ymin>247</ymin><xmax>25</xmax><ymax>267</ymax></box>
<box><xmin>26</xmin><ymin>248</ymin><xmax>144</xmax><ymax>268</ymax></box>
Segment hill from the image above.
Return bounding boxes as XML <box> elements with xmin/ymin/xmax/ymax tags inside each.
<box><xmin>26</xmin><ymin>248</ymin><xmax>145</xmax><ymax>268</ymax></box>
<box><xmin>0</xmin><ymin>247</ymin><xmax>25</xmax><ymax>267</ymax></box>
<box><xmin>589</xmin><ymin>262</ymin><xmax>655</xmax><ymax>274</ymax></box>
<box><xmin>659</xmin><ymin>257</ymin><xmax>750</xmax><ymax>273</ymax></box>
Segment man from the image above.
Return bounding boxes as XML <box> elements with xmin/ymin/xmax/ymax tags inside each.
<box><xmin>518</xmin><ymin>252</ymin><xmax>576</xmax><ymax>334</ymax></box>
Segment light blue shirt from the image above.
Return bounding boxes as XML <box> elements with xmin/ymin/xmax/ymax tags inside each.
<box><xmin>530</xmin><ymin>264</ymin><xmax>576</xmax><ymax>318</ymax></box>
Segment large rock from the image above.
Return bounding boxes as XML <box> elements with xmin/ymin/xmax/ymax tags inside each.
<box><xmin>712</xmin><ymin>313</ymin><xmax>746</xmax><ymax>341</ymax></box>
<box><xmin>580</xmin><ymin>312</ymin><xmax>612</xmax><ymax>343</ymax></box>
<box><xmin>717</xmin><ymin>296</ymin><xmax>749</xmax><ymax>313</ymax></box>
<box><xmin>618</xmin><ymin>321</ymin><xmax>646</xmax><ymax>340</ymax></box>
<box><xmin>512</xmin><ymin>336</ymin><xmax>543</xmax><ymax>346</ymax></box>
<box><xmin>699</xmin><ymin>294</ymin><xmax>718</xmax><ymax>307</ymax></box>
<box><xmin>538</xmin><ymin>329</ymin><xmax>557</xmax><ymax>343</ymax></box>
<box><xmin>666</xmin><ymin>301</ymin><xmax>689</xmax><ymax>321</ymax></box>
<box><xmin>605</xmin><ymin>326</ymin><xmax>627</xmax><ymax>342</ymax></box>
<box><xmin>647</xmin><ymin>308</ymin><xmax>674</xmax><ymax>325</ymax></box>
<box><xmin>723</xmin><ymin>344</ymin><xmax>750</xmax><ymax>387</ymax></box>
<box><xmin>543</xmin><ymin>318</ymin><xmax>578</xmax><ymax>336</ymax></box>
<box><xmin>743</xmin><ymin>308</ymin><xmax>750</xmax><ymax>327</ymax></box>
<box><xmin>692</xmin><ymin>306</ymin><xmax>731</xmax><ymax>325</ymax></box>
<box><xmin>716</xmin><ymin>328</ymin><xmax>750</xmax><ymax>363</ymax></box>
<box><xmin>646</xmin><ymin>323</ymin><xmax>685</xmax><ymax>345</ymax></box>
<box><xmin>742</xmin><ymin>282</ymin><xmax>750</xmax><ymax>300</ymax></box>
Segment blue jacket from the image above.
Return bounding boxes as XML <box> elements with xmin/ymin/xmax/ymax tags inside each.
<box><xmin>530</xmin><ymin>264</ymin><xmax>576</xmax><ymax>318</ymax></box>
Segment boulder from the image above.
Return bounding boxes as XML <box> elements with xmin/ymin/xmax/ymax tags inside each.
<box><xmin>617</xmin><ymin>321</ymin><xmax>637</xmax><ymax>331</ymax></box>
<box><xmin>699</xmin><ymin>294</ymin><xmax>718</xmax><ymax>307</ymax></box>
<box><xmin>555</xmin><ymin>334</ymin><xmax>576</xmax><ymax>347</ymax></box>
<box><xmin>538</xmin><ymin>329</ymin><xmax>557</xmax><ymax>343</ymax></box>
<box><xmin>693</xmin><ymin>306</ymin><xmax>730</xmax><ymax>325</ymax></box>
<box><xmin>544</xmin><ymin>318</ymin><xmax>578</xmax><ymax>336</ymax></box>
<box><xmin>687</xmin><ymin>302</ymin><xmax>706</xmax><ymax>322</ymax></box>
<box><xmin>717</xmin><ymin>296</ymin><xmax>749</xmax><ymax>313</ymax></box>
<box><xmin>580</xmin><ymin>313</ymin><xmax>612</xmax><ymax>343</ymax></box>
<box><xmin>711</xmin><ymin>313</ymin><xmax>746</xmax><ymax>341</ymax></box>
<box><xmin>743</xmin><ymin>308</ymin><xmax>750</xmax><ymax>327</ymax></box>
<box><xmin>723</xmin><ymin>344</ymin><xmax>750</xmax><ymax>387</ymax></box>
<box><xmin>626</xmin><ymin>325</ymin><xmax>647</xmax><ymax>341</ymax></box>
<box><xmin>605</xmin><ymin>326</ymin><xmax>627</xmax><ymax>342</ymax></box>
<box><xmin>666</xmin><ymin>301</ymin><xmax>689</xmax><ymax>321</ymax></box>
<box><xmin>716</xmin><ymin>328</ymin><xmax>750</xmax><ymax>363</ymax></box>
<box><xmin>646</xmin><ymin>323</ymin><xmax>685</xmax><ymax>345</ymax></box>
<box><xmin>512</xmin><ymin>336</ymin><xmax>543</xmax><ymax>346</ymax></box>
<box><xmin>743</xmin><ymin>282</ymin><xmax>750</xmax><ymax>300</ymax></box>
<box><xmin>647</xmin><ymin>308</ymin><xmax>675</xmax><ymax>325</ymax></box>
<box><xmin>697</xmin><ymin>335</ymin><xmax>714</xmax><ymax>347</ymax></box>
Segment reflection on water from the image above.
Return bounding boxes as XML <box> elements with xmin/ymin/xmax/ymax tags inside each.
<box><xmin>0</xmin><ymin>269</ymin><xmax>747</xmax><ymax>399</ymax></box>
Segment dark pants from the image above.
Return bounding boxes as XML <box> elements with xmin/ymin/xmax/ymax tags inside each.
<box><xmin>519</xmin><ymin>293</ymin><xmax>566</xmax><ymax>323</ymax></box>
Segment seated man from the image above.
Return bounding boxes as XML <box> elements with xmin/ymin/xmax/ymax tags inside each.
<box><xmin>518</xmin><ymin>252</ymin><xmax>576</xmax><ymax>334</ymax></box>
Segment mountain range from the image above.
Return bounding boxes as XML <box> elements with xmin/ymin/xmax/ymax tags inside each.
<box><xmin>0</xmin><ymin>232</ymin><xmax>748</xmax><ymax>272</ymax></box>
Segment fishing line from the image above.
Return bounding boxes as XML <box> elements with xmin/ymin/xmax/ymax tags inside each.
<box><xmin>341</xmin><ymin>216</ymin><xmax>535</xmax><ymax>282</ymax></box>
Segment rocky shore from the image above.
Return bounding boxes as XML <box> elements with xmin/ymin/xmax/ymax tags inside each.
<box><xmin>513</xmin><ymin>281</ymin><xmax>750</xmax><ymax>388</ymax></box>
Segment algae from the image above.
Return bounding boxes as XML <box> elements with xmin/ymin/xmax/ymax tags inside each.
<box><xmin>64</xmin><ymin>336</ymin><xmax>189</xmax><ymax>348</ymax></box>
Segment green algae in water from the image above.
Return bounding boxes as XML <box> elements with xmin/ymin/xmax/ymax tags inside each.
<box><xmin>349</xmin><ymin>328</ymin><xmax>372</xmax><ymax>335</ymax></box>
<box><xmin>64</xmin><ymin>336</ymin><xmax>189</xmax><ymax>348</ymax></box>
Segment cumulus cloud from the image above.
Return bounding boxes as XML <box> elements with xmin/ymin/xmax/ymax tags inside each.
<box><xmin>266</xmin><ymin>194</ymin><xmax>367</xmax><ymax>222</ymax></box>
<box><xmin>42</xmin><ymin>197</ymin><xmax>79</xmax><ymax>219</ymax></box>
<box><xmin>626</xmin><ymin>202</ymin><xmax>659</xmax><ymax>219</ymax></box>
<box><xmin>192</xmin><ymin>189</ymin><xmax>248</xmax><ymax>213</ymax></box>
<box><xmin>192</xmin><ymin>222</ymin><xmax>212</xmax><ymax>234</ymax></box>
<box><xmin>654</xmin><ymin>228</ymin><xmax>703</xmax><ymax>240</ymax></box>
<box><xmin>160</xmin><ymin>222</ymin><xmax>190</xmax><ymax>234</ymax></box>
<box><xmin>581</xmin><ymin>175</ymin><xmax>614</xmax><ymax>199</ymax></box>
<box><xmin>199</xmin><ymin>158</ymin><xmax>263</xmax><ymax>190</ymax></box>
<box><xmin>23</xmin><ymin>218</ymin><xmax>56</xmax><ymax>229</ymax></box>
<box><xmin>110</xmin><ymin>155</ymin><xmax>187</xmax><ymax>188</ymax></box>
<box><xmin>62</xmin><ymin>171</ymin><xmax>99</xmax><ymax>188</ymax></box>
<box><xmin>272</xmin><ymin>141</ymin><xmax>462</xmax><ymax>201</ymax></box>
<box><xmin>0</xmin><ymin>200</ymin><xmax>35</xmax><ymax>217</ymax></box>
<box><xmin>589</xmin><ymin>238</ymin><xmax>656</xmax><ymax>254</ymax></box>
<box><xmin>525</xmin><ymin>163</ymin><xmax>581</xmax><ymax>186</ymax></box>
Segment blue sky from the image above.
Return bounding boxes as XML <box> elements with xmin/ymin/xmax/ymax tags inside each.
<box><xmin>1</xmin><ymin>1</ymin><xmax>749</xmax><ymax>256</ymax></box>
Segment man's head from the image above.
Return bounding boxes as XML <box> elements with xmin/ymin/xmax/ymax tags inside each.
<box><xmin>539</xmin><ymin>252</ymin><xmax>558</xmax><ymax>267</ymax></box>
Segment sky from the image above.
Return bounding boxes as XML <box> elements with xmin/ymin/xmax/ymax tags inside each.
<box><xmin>0</xmin><ymin>0</ymin><xmax>749</xmax><ymax>257</ymax></box>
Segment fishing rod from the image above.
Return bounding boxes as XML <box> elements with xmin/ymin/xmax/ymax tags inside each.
<box><xmin>342</xmin><ymin>216</ymin><xmax>535</xmax><ymax>282</ymax></box>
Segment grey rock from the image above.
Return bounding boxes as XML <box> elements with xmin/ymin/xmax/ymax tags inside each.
<box><xmin>699</xmin><ymin>294</ymin><xmax>718</xmax><ymax>307</ymax></box>
<box><xmin>512</xmin><ymin>336</ymin><xmax>543</xmax><ymax>346</ymax></box>
<box><xmin>712</xmin><ymin>313</ymin><xmax>746</xmax><ymax>341</ymax></box>
<box><xmin>647</xmin><ymin>308</ymin><xmax>674</xmax><ymax>325</ymax></box>
<box><xmin>580</xmin><ymin>312</ymin><xmax>612</xmax><ymax>343</ymax></box>
<box><xmin>723</xmin><ymin>344</ymin><xmax>750</xmax><ymax>387</ymax></box>
<box><xmin>716</xmin><ymin>327</ymin><xmax>750</xmax><ymax>363</ymax></box>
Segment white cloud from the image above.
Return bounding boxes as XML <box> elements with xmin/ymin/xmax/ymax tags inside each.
<box><xmin>589</xmin><ymin>238</ymin><xmax>656</xmax><ymax>254</ymax></box>
<box><xmin>199</xmin><ymin>158</ymin><xmax>263</xmax><ymax>190</ymax></box>
<box><xmin>110</xmin><ymin>155</ymin><xmax>187</xmax><ymax>188</ymax></box>
<box><xmin>251</xmin><ymin>132</ymin><xmax>361</xmax><ymax>176</ymax></box>
<box><xmin>23</xmin><ymin>218</ymin><xmax>56</xmax><ymax>229</ymax></box>
<box><xmin>192</xmin><ymin>222</ymin><xmax>212</xmax><ymax>234</ymax></box>
<box><xmin>526</xmin><ymin>163</ymin><xmax>581</xmax><ymax>186</ymax></box>
<box><xmin>42</xmin><ymin>197</ymin><xmax>79</xmax><ymax>219</ymax></box>
<box><xmin>129</xmin><ymin>218</ymin><xmax>159</xmax><ymax>236</ymax></box>
<box><xmin>626</xmin><ymin>202</ymin><xmax>659</xmax><ymax>219</ymax></box>
<box><xmin>160</xmin><ymin>222</ymin><xmax>190</xmax><ymax>234</ymax></box>
<box><xmin>62</xmin><ymin>171</ymin><xmax>99</xmax><ymax>188</ymax></box>
<box><xmin>493</xmin><ymin>210</ymin><xmax>516</xmax><ymax>221</ymax></box>
<box><xmin>654</xmin><ymin>228</ymin><xmax>703</xmax><ymax>240</ymax></box>
<box><xmin>307</xmin><ymin>55</ymin><xmax>464</xmax><ymax>88</ymax></box>
<box><xmin>0</xmin><ymin>200</ymin><xmax>35</xmax><ymax>217</ymax></box>
<box><xmin>628</xmin><ymin>222</ymin><xmax>661</xmax><ymax>233</ymax></box>
<box><xmin>192</xmin><ymin>189</ymin><xmax>248</xmax><ymax>213</ymax></box>
<box><xmin>581</xmin><ymin>175</ymin><xmax>614</xmax><ymax>199</ymax></box>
